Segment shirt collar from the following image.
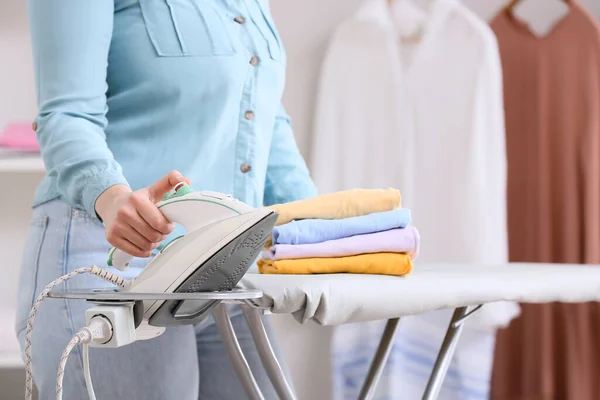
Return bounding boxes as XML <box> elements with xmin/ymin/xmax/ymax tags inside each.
<box><xmin>353</xmin><ymin>0</ymin><xmax>457</xmax><ymax>33</ymax></box>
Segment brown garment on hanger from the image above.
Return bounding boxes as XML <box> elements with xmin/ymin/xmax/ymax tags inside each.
<box><xmin>490</xmin><ymin>3</ymin><xmax>600</xmax><ymax>400</ymax></box>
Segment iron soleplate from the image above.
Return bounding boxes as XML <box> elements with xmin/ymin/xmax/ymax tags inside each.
<box><xmin>148</xmin><ymin>211</ymin><xmax>277</xmax><ymax>327</ymax></box>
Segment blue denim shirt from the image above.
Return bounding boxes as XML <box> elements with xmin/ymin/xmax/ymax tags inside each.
<box><xmin>28</xmin><ymin>0</ymin><xmax>317</xmax><ymax>217</ymax></box>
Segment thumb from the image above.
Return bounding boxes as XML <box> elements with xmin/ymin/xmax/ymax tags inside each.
<box><xmin>146</xmin><ymin>170</ymin><xmax>190</xmax><ymax>202</ymax></box>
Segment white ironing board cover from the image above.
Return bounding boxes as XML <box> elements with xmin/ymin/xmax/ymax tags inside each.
<box><xmin>240</xmin><ymin>263</ymin><xmax>600</xmax><ymax>326</ymax></box>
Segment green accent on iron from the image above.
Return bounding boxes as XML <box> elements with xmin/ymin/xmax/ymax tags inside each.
<box><xmin>160</xmin><ymin>235</ymin><xmax>185</xmax><ymax>253</ymax></box>
<box><xmin>107</xmin><ymin>247</ymin><xmax>115</xmax><ymax>267</ymax></box>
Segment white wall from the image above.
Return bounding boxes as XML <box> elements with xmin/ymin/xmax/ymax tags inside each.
<box><xmin>1</xmin><ymin>0</ymin><xmax>600</xmax><ymax>398</ymax></box>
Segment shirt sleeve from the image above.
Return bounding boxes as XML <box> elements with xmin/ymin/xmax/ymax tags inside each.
<box><xmin>473</xmin><ymin>33</ymin><xmax>509</xmax><ymax>265</ymax></box>
<box><xmin>263</xmin><ymin>104</ymin><xmax>317</xmax><ymax>206</ymax></box>
<box><xmin>463</xmin><ymin>30</ymin><xmax>508</xmax><ymax>264</ymax></box>
<box><xmin>458</xmin><ymin>32</ymin><xmax>520</xmax><ymax>332</ymax></box>
<box><xmin>28</xmin><ymin>0</ymin><xmax>129</xmax><ymax>217</ymax></box>
<box><xmin>310</xmin><ymin>32</ymin><xmax>343</xmax><ymax>195</ymax></box>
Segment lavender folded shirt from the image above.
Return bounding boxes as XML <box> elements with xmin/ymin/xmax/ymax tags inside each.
<box><xmin>262</xmin><ymin>227</ymin><xmax>420</xmax><ymax>260</ymax></box>
<box><xmin>271</xmin><ymin>209</ymin><xmax>412</xmax><ymax>245</ymax></box>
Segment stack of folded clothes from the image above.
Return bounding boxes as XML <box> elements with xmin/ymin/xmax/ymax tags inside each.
<box><xmin>258</xmin><ymin>188</ymin><xmax>420</xmax><ymax>277</ymax></box>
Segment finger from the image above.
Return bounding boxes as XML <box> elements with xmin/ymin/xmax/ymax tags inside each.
<box><xmin>116</xmin><ymin>222</ymin><xmax>158</xmax><ymax>252</ymax></box>
<box><xmin>131</xmin><ymin>194</ymin><xmax>174</xmax><ymax>235</ymax></box>
<box><xmin>147</xmin><ymin>170</ymin><xmax>189</xmax><ymax>202</ymax></box>
<box><xmin>128</xmin><ymin>210</ymin><xmax>170</xmax><ymax>242</ymax></box>
<box><xmin>166</xmin><ymin>170</ymin><xmax>191</xmax><ymax>187</ymax></box>
<box><xmin>111</xmin><ymin>237</ymin><xmax>152</xmax><ymax>258</ymax></box>
<box><xmin>118</xmin><ymin>200</ymin><xmax>169</xmax><ymax>241</ymax></box>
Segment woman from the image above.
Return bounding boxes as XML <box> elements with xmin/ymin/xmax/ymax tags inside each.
<box><xmin>15</xmin><ymin>0</ymin><xmax>316</xmax><ymax>398</ymax></box>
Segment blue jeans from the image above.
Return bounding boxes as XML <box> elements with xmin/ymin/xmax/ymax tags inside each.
<box><xmin>15</xmin><ymin>199</ymin><xmax>280</xmax><ymax>399</ymax></box>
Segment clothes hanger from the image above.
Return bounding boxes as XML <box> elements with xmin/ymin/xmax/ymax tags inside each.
<box><xmin>387</xmin><ymin>0</ymin><xmax>434</xmax><ymax>10</ymax></box>
<box><xmin>505</xmin><ymin>0</ymin><xmax>571</xmax><ymax>13</ymax></box>
<box><xmin>387</xmin><ymin>0</ymin><xmax>436</xmax><ymax>3</ymax></box>
<box><xmin>387</xmin><ymin>0</ymin><xmax>433</xmax><ymax>5</ymax></box>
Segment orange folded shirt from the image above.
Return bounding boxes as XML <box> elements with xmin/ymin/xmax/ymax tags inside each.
<box><xmin>257</xmin><ymin>252</ymin><xmax>413</xmax><ymax>276</ymax></box>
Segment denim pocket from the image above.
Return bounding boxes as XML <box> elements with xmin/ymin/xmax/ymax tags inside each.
<box><xmin>139</xmin><ymin>0</ymin><xmax>235</xmax><ymax>57</ymax></box>
<box><xmin>15</xmin><ymin>216</ymin><xmax>49</xmax><ymax>334</ymax></box>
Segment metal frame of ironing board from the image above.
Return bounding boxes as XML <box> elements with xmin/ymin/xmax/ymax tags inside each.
<box><xmin>219</xmin><ymin>302</ymin><xmax>484</xmax><ymax>400</ymax></box>
<box><xmin>47</xmin><ymin>289</ymin><xmax>484</xmax><ymax>400</ymax></box>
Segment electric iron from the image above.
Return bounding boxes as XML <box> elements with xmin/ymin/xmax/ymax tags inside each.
<box><xmin>107</xmin><ymin>182</ymin><xmax>278</xmax><ymax>340</ymax></box>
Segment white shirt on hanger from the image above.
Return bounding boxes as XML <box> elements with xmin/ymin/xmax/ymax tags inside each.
<box><xmin>311</xmin><ymin>0</ymin><xmax>517</xmax><ymax>320</ymax></box>
<box><xmin>314</xmin><ymin>2</ymin><xmax>521</xmax><ymax>397</ymax></box>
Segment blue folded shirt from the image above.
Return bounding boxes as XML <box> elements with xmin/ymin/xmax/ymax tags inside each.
<box><xmin>271</xmin><ymin>209</ymin><xmax>412</xmax><ymax>245</ymax></box>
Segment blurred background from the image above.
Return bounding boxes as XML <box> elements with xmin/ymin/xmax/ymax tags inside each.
<box><xmin>2</xmin><ymin>0</ymin><xmax>600</xmax><ymax>399</ymax></box>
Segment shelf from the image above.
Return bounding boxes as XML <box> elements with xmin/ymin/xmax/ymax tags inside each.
<box><xmin>0</xmin><ymin>353</ymin><xmax>23</xmax><ymax>369</ymax></box>
<box><xmin>0</xmin><ymin>156</ymin><xmax>44</xmax><ymax>172</ymax></box>
<box><xmin>0</xmin><ymin>309</ymin><xmax>23</xmax><ymax>369</ymax></box>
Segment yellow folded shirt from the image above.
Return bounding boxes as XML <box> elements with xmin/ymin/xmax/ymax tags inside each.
<box><xmin>268</xmin><ymin>188</ymin><xmax>402</xmax><ymax>227</ymax></box>
<box><xmin>257</xmin><ymin>253</ymin><xmax>413</xmax><ymax>276</ymax></box>
<box><xmin>265</xmin><ymin>188</ymin><xmax>402</xmax><ymax>248</ymax></box>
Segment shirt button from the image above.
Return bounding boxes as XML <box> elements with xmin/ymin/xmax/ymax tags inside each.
<box><xmin>245</xmin><ymin>110</ymin><xmax>255</xmax><ymax>120</ymax></box>
<box><xmin>32</xmin><ymin>121</ymin><xmax>38</xmax><ymax>131</ymax></box>
<box><xmin>234</xmin><ymin>16</ymin><xmax>245</xmax><ymax>24</ymax></box>
<box><xmin>240</xmin><ymin>163</ymin><xmax>252</xmax><ymax>173</ymax></box>
<box><xmin>250</xmin><ymin>56</ymin><xmax>259</xmax><ymax>66</ymax></box>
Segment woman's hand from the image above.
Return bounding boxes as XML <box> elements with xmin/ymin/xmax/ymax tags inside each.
<box><xmin>95</xmin><ymin>170</ymin><xmax>191</xmax><ymax>258</ymax></box>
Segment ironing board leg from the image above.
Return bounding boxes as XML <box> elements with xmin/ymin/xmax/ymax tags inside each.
<box><xmin>213</xmin><ymin>304</ymin><xmax>265</xmax><ymax>400</ymax></box>
<box><xmin>241</xmin><ymin>305</ymin><xmax>298</xmax><ymax>400</ymax></box>
<box><xmin>357</xmin><ymin>318</ymin><xmax>400</xmax><ymax>400</ymax></box>
<box><xmin>421</xmin><ymin>306</ymin><xmax>471</xmax><ymax>400</ymax></box>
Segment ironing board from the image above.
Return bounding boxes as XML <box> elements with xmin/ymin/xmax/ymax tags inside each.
<box><xmin>48</xmin><ymin>262</ymin><xmax>600</xmax><ymax>400</ymax></box>
<box><xmin>225</xmin><ymin>262</ymin><xmax>600</xmax><ymax>400</ymax></box>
